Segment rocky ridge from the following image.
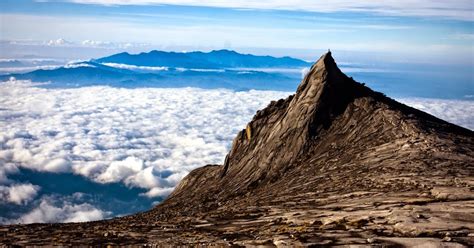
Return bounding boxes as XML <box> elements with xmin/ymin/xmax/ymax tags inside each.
<box><xmin>1</xmin><ymin>52</ymin><xmax>473</xmax><ymax>247</ymax></box>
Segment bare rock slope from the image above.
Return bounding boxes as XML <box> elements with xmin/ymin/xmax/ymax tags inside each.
<box><xmin>2</xmin><ymin>52</ymin><xmax>473</xmax><ymax>247</ymax></box>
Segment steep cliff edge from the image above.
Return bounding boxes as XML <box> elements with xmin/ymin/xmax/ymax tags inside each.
<box><xmin>1</xmin><ymin>52</ymin><xmax>473</xmax><ymax>246</ymax></box>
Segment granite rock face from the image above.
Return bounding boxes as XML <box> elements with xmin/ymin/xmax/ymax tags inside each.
<box><xmin>2</xmin><ymin>52</ymin><xmax>473</xmax><ymax>247</ymax></box>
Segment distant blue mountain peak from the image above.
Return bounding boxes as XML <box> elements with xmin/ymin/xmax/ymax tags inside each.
<box><xmin>94</xmin><ymin>49</ymin><xmax>310</xmax><ymax>69</ymax></box>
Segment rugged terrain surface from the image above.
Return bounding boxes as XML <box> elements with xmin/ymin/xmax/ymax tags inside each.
<box><xmin>1</xmin><ymin>52</ymin><xmax>473</xmax><ymax>247</ymax></box>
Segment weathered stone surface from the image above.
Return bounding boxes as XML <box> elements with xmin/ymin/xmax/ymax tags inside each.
<box><xmin>1</xmin><ymin>52</ymin><xmax>473</xmax><ymax>246</ymax></box>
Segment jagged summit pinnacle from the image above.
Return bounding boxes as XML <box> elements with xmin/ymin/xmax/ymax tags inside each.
<box><xmin>215</xmin><ymin>51</ymin><xmax>368</xmax><ymax>189</ymax></box>
<box><xmin>297</xmin><ymin>51</ymin><xmax>341</xmax><ymax>92</ymax></box>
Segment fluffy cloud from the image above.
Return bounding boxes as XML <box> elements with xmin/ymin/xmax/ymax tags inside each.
<box><xmin>0</xmin><ymin>79</ymin><xmax>289</xmax><ymax>199</ymax></box>
<box><xmin>398</xmin><ymin>98</ymin><xmax>474</xmax><ymax>130</ymax></box>
<box><xmin>81</xmin><ymin>39</ymin><xmax>111</xmax><ymax>47</ymax></box>
<box><xmin>46</xmin><ymin>38</ymin><xmax>73</xmax><ymax>46</ymax></box>
<box><xmin>98</xmin><ymin>156</ymin><xmax>144</xmax><ymax>183</ymax></box>
<box><xmin>0</xmin><ymin>183</ymin><xmax>40</xmax><ymax>205</ymax></box>
<box><xmin>141</xmin><ymin>187</ymin><xmax>174</xmax><ymax>198</ymax></box>
<box><xmin>13</xmin><ymin>199</ymin><xmax>108</xmax><ymax>224</ymax></box>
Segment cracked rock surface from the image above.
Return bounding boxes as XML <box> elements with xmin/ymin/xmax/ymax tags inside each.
<box><xmin>2</xmin><ymin>52</ymin><xmax>473</xmax><ymax>247</ymax></box>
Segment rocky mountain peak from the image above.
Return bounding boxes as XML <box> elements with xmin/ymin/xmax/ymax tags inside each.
<box><xmin>218</xmin><ymin>51</ymin><xmax>368</xmax><ymax>190</ymax></box>
<box><xmin>161</xmin><ymin>52</ymin><xmax>473</xmax><ymax>231</ymax></box>
<box><xmin>288</xmin><ymin>51</ymin><xmax>363</xmax><ymax>136</ymax></box>
<box><xmin>162</xmin><ymin>52</ymin><xmax>474</xmax><ymax>209</ymax></box>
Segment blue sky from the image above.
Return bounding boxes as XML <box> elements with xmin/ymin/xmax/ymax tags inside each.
<box><xmin>1</xmin><ymin>0</ymin><xmax>473</xmax><ymax>64</ymax></box>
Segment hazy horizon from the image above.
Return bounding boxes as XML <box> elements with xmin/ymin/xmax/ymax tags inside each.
<box><xmin>1</xmin><ymin>0</ymin><xmax>473</xmax><ymax>64</ymax></box>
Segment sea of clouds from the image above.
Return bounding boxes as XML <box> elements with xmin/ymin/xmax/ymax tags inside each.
<box><xmin>0</xmin><ymin>79</ymin><xmax>472</xmax><ymax>223</ymax></box>
<box><xmin>0</xmin><ymin>79</ymin><xmax>289</xmax><ymax>223</ymax></box>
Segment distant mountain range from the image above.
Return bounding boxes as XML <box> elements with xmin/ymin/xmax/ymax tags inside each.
<box><xmin>1</xmin><ymin>50</ymin><xmax>310</xmax><ymax>90</ymax></box>
<box><xmin>94</xmin><ymin>49</ymin><xmax>310</xmax><ymax>69</ymax></box>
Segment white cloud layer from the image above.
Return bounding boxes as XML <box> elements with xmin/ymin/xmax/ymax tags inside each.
<box><xmin>13</xmin><ymin>199</ymin><xmax>107</xmax><ymax>224</ymax></box>
<box><xmin>0</xmin><ymin>183</ymin><xmax>40</xmax><ymax>205</ymax></box>
<box><xmin>0</xmin><ymin>79</ymin><xmax>289</xmax><ymax>198</ymax></box>
<box><xmin>102</xmin><ymin>63</ymin><xmax>168</xmax><ymax>71</ymax></box>
<box><xmin>0</xmin><ymin>79</ymin><xmax>472</xmax><ymax>204</ymax></box>
<box><xmin>399</xmin><ymin>98</ymin><xmax>474</xmax><ymax>130</ymax></box>
<box><xmin>60</xmin><ymin>0</ymin><xmax>474</xmax><ymax>21</ymax></box>
<box><xmin>64</xmin><ymin>63</ymin><xmax>96</xmax><ymax>69</ymax></box>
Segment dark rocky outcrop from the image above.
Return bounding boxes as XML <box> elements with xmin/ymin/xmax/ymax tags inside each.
<box><xmin>2</xmin><ymin>52</ymin><xmax>473</xmax><ymax>247</ymax></box>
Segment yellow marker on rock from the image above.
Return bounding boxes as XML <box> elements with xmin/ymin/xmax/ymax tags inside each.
<box><xmin>246</xmin><ymin>124</ymin><xmax>252</xmax><ymax>140</ymax></box>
